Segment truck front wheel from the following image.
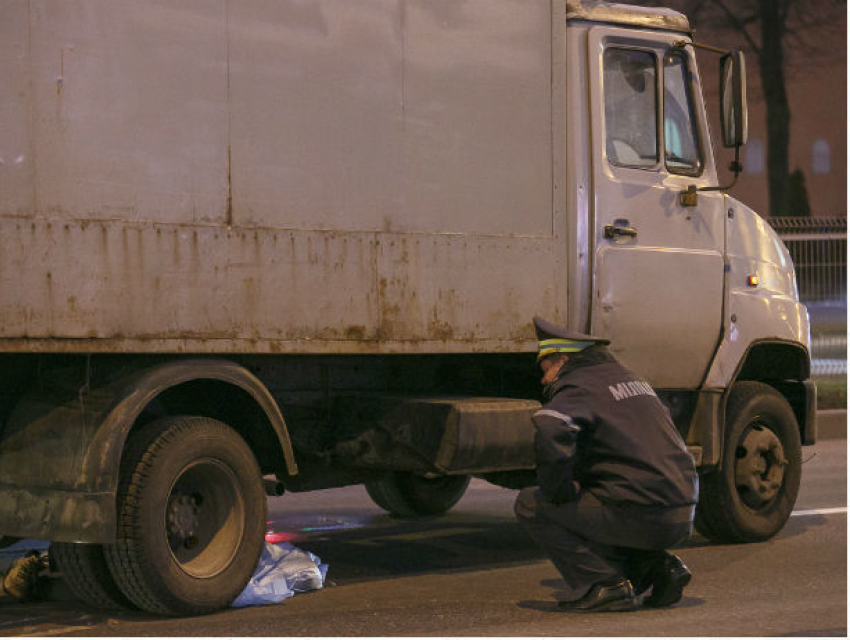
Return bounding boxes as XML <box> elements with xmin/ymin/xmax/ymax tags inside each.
<box><xmin>366</xmin><ymin>472</ymin><xmax>470</xmax><ymax>517</ymax></box>
<box><xmin>695</xmin><ymin>382</ymin><xmax>802</xmax><ymax>543</ymax></box>
<box><xmin>104</xmin><ymin>416</ymin><xmax>266</xmax><ymax>616</ymax></box>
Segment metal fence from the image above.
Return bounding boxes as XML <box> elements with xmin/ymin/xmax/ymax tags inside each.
<box><xmin>810</xmin><ymin>332</ymin><xmax>846</xmax><ymax>377</ymax></box>
<box><xmin>765</xmin><ymin>217</ymin><xmax>847</xmax><ymax>302</ymax></box>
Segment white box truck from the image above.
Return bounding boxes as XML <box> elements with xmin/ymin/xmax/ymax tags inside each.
<box><xmin>0</xmin><ymin>0</ymin><xmax>814</xmax><ymax>615</ymax></box>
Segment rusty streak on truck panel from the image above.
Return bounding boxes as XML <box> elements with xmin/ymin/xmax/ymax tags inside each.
<box><xmin>0</xmin><ymin>1</ymin><xmax>566</xmax><ymax>354</ymax></box>
<box><xmin>0</xmin><ymin>219</ymin><xmax>556</xmax><ymax>353</ymax></box>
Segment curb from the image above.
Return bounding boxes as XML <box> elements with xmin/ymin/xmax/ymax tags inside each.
<box><xmin>817</xmin><ymin>409</ymin><xmax>847</xmax><ymax>440</ymax></box>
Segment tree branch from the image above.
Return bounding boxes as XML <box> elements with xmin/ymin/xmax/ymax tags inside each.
<box><xmin>778</xmin><ymin>0</ymin><xmax>791</xmax><ymax>24</ymax></box>
<box><xmin>707</xmin><ymin>0</ymin><xmax>762</xmax><ymax>54</ymax></box>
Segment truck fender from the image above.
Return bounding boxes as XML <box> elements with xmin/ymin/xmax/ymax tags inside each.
<box><xmin>725</xmin><ymin>339</ymin><xmax>815</xmax><ymax>447</ymax></box>
<box><xmin>689</xmin><ymin>339</ymin><xmax>814</xmax><ymax>469</ymax></box>
<box><xmin>0</xmin><ymin>358</ymin><xmax>296</xmax><ymax>542</ymax></box>
<box><xmin>83</xmin><ymin>358</ymin><xmax>298</xmax><ymax>491</ymax></box>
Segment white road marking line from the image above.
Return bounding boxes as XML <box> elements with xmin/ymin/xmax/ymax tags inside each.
<box><xmin>790</xmin><ymin>507</ymin><xmax>847</xmax><ymax>517</ymax></box>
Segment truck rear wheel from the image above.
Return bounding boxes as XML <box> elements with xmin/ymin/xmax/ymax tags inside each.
<box><xmin>695</xmin><ymin>382</ymin><xmax>801</xmax><ymax>543</ymax></box>
<box><xmin>366</xmin><ymin>472</ymin><xmax>470</xmax><ymax>517</ymax></box>
<box><xmin>52</xmin><ymin>542</ymin><xmax>134</xmax><ymax>610</ymax></box>
<box><xmin>105</xmin><ymin>416</ymin><xmax>266</xmax><ymax>616</ymax></box>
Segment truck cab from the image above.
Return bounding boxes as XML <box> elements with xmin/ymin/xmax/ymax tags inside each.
<box><xmin>564</xmin><ymin>1</ymin><xmax>813</xmax><ymax>543</ymax></box>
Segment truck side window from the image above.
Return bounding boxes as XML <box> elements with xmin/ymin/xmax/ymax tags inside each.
<box><xmin>603</xmin><ymin>48</ymin><xmax>658</xmax><ymax>168</ymax></box>
<box><xmin>663</xmin><ymin>52</ymin><xmax>702</xmax><ymax>174</ymax></box>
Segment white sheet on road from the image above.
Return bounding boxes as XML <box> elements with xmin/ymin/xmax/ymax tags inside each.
<box><xmin>231</xmin><ymin>542</ymin><xmax>328</xmax><ymax>608</ymax></box>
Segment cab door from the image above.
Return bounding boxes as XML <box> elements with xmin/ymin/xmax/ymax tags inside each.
<box><xmin>588</xmin><ymin>27</ymin><xmax>726</xmax><ymax>389</ymax></box>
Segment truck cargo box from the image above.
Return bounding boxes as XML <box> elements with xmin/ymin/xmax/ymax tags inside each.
<box><xmin>0</xmin><ymin>0</ymin><xmax>568</xmax><ymax>354</ymax></box>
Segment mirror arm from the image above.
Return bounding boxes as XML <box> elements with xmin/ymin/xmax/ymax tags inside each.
<box><xmin>679</xmin><ymin>146</ymin><xmax>743</xmax><ymax>206</ymax></box>
<box><xmin>672</xmin><ymin>40</ymin><xmax>728</xmax><ymax>55</ymax></box>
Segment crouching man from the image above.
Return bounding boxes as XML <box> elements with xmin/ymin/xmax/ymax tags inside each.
<box><xmin>515</xmin><ymin>317</ymin><xmax>698</xmax><ymax>612</ymax></box>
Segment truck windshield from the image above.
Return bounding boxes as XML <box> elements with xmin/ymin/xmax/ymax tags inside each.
<box><xmin>663</xmin><ymin>52</ymin><xmax>702</xmax><ymax>175</ymax></box>
<box><xmin>603</xmin><ymin>48</ymin><xmax>658</xmax><ymax>168</ymax></box>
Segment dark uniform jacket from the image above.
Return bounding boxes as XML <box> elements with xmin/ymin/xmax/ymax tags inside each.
<box><xmin>533</xmin><ymin>345</ymin><xmax>698</xmax><ymax>508</ymax></box>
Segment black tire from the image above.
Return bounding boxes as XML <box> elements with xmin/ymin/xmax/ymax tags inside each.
<box><xmin>104</xmin><ymin>416</ymin><xmax>266</xmax><ymax>616</ymax></box>
<box><xmin>366</xmin><ymin>472</ymin><xmax>470</xmax><ymax>517</ymax></box>
<box><xmin>695</xmin><ymin>382</ymin><xmax>802</xmax><ymax>543</ymax></box>
<box><xmin>52</xmin><ymin>542</ymin><xmax>135</xmax><ymax>610</ymax></box>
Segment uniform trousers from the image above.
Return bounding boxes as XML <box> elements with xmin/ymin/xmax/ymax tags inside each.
<box><xmin>515</xmin><ymin>486</ymin><xmax>693</xmax><ymax>601</ymax></box>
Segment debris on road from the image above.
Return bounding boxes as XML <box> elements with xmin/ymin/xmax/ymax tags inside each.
<box><xmin>231</xmin><ymin>542</ymin><xmax>328</xmax><ymax>608</ymax></box>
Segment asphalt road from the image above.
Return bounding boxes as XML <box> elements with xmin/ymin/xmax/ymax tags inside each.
<box><xmin>1</xmin><ymin>438</ymin><xmax>846</xmax><ymax>637</ymax></box>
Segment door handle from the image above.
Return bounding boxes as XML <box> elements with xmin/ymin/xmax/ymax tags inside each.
<box><xmin>604</xmin><ymin>224</ymin><xmax>638</xmax><ymax>239</ymax></box>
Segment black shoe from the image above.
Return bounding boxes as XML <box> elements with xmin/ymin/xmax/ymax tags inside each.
<box><xmin>644</xmin><ymin>554</ymin><xmax>692</xmax><ymax>608</ymax></box>
<box><xmin>558</xmin><ymin>580</ymin><xmax>641</xmax><ymax>613</ymax></box>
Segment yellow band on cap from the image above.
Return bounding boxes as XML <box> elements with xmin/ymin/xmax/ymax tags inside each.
<box><xmin>536</xmin><ymin>338</ymin><xmax>594</xmax><ymax>362</ymax></box>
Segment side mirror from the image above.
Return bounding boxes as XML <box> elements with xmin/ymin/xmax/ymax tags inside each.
<box><xmin>720</xmin><ymin>51</ymin><xmax>748</xmax><ymax>148</ymax></box>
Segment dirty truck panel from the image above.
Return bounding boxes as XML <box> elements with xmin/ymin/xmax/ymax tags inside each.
<box><xmin>0</xmin><ymin>0</ymin><xmax>561</xmax><ymax>353</ymax></box>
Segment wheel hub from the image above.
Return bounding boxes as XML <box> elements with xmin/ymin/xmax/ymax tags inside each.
<box><xmin>734</xmin><ymin>423</ymin><xmax>788</xmax><ymax>508</ymax></box>
<box><xmin>167</xmin><ymin>494</ymin><xmax>203</xmax><ymax>546</ymax></box>
<box><xmin>165</xmin><ymin>459</ymin><xmax>246</xmax><ymax>579</ymax></box>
